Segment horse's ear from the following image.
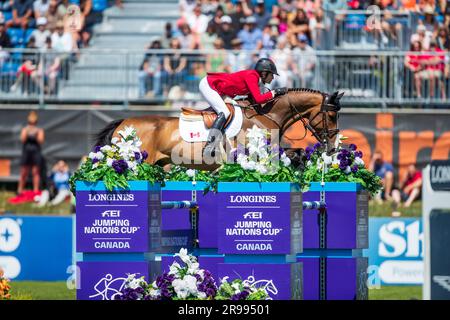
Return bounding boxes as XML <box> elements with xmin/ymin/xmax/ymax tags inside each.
<box><xmin>337</xmin><ymin>91</ymin><xmax>345</xmax><ymax>100</ymax></box>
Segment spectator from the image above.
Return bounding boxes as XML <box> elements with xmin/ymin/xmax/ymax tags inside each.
<box><xmin>288</xmin><ymin>8</ymin><xmax>310</xmax><ymax>42</ymax></box>
<box><xmin>0</xmin><ymin>0</ymin><xmax>13</xmax><ymax>11</ymax></box>
<box><xmin>162</xmin><ymin>22</ymin><xmax>174</xmax><ymax>49</ymax></box>
<box><xmin>422</xmin><ymin>5</ymin><xmax>439</xmax><ymax>34</ymax></box>
<box><xmin>292</xmin><ymin>34</ymin><xmax>316</xmax><ymax>87</ymax></box>
<box><xmin>238</xmin><ymin>16</ymin><xmax>263</xmax><ymax>50</ymax></box>
<box><xmin>45</xmin><ymin>0</ymin><xmax>64</xmax><ymax>33</ymax></box>
<box><xmin>35</xmin><ymin>36</ymin><xmax>61</xmax><ymax>94</ymax></box>
<box><xmin>277</xmin><ymin>9</ymin><xmax>289</xmax><ymax>35</ymax></box>
<box><xmin>138</xmin><ymin>39</ymin><xmax>163</xmax><ymax>98</ymax></box>
<box><xmin>422</xmin><ymin>40</ymin><xmax>446</xmax><ymax>99</ymax></box>
<box><xmin>33</xmin><ymin>0</ymin><xmax>49</xmax><ymax>19</ymax></box>
<box><xmin>217</xmin><ymin>15</ymin><xmax>237</xmax><ymax>49</ymax></box>
<box><xmin>177</xmin><ymin>23</ymin><xmax>196</xmax><ymax>49</ymax></box>
<box><xmin>51</xmin><ymin>20</ymin><xmax>73</xmax><ymax>53</ymax></box>
<box><xmin>187</xmin><ymin>4</ymin><xmax>209</xmax><ymax>37</ymax></box>
<box><xmin>254</xmin><ymin>0</ymin><xmax>271</xmax><ymax>30</ymax></box>
<box><xmin>162</xmin><ymin>38</ymin><xmax>188</xmax><ymax>94</ymax></box>
<box><xmin>411</xmin><ymin>24</ymin><xmax>432</xmax><ymax>50</ymax></box>
<box><xmin>0</xmin><ymin>18</ymin><xmax>12</xmax><ymax>64</ymax></box>
<box><xmin>391</xmin><ymin>164</ymin><xmax>423</xmax><ymax>216</ymax></box>
<box><xmin>309</xmin><ymin>7</ymin><xmax>331</xmax><ymax>49</ymax></box>
<box><xmin>17</xmin><ymin>111</ymin><xmax>45</xmax><ymax>197</ymax></box>
<box><xmin>35</xmin><ymin>160</ymin><xmax>71</xmax><ymax>207</ymax></box>
<box><xmin>225</xmin><ymin>38</ymin><xmax>251</xmax><ymax>72</ymax></box>
<box><xmin>207</xmin><ymin>5</ymin><xmax>225</xmax><ymax>34</ymax></box>
<box><xmin>270</xmin><ymin>37</ymin><xmax>294</xmax><ymax>88</ymax></box>
<box><xmin>79</xmin><ymin>0</ymin><xmax>103</xmax><ymax>48</ymax></box>
<box><xmin>369</xmin><ymin>150</ymin><xmax>394</xmax><ymax>203</ymax></box>
<box><xmin>10</xmin><ymin>36</ymin><xmax>39</xmax><ymax>94</ymax></box>
<box><xmin>31</xmin><ymin>17</ymin><xmax>51</xmax><ymax>49</ymax></box>
<box><xmin>202</xmin><ymin>0</ymin><xmax>220</xmax><ymax>16</ymax></box>
<box><xmin>259</xmin><ymin>24</ymin><xmax>277</xmax><ymax>57</ymax></box>
<box><xmin>201</xmin><ymin>24</ymin><xmax>218</xmax><ymax>49</ymax></box>
<box><xmin>436</xmin><ymin>26</ymin><xmax>450</xmax><ymax>50</ymax></box>
<box><xmin>206</xmin><ymin>38</ymin><xmax>227</xmax><ymax>72</ymax></box>
<box><xmin>405</xmin><ymin>40</ymin><xmax>426</xmax><ymax>98</ymax></box>
<box><xmin>6</xmin><ymin>0</ymin><xmax>35</xmax><ymax>30</ymax></box>
<box><xmin>229</xmin><ymin>0</ymin><xmax>246</xmax><ymax>32</ymax></box>
<box><xmin>179</xmin><ymin>0</ymin><xmax>197</xmax><ymax>21</ymax></box>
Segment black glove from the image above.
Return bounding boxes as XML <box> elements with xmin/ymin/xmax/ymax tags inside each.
<box><xmin>274</xmin><ymin>87</ymin><xmax>288</xmax><ymax>97</ymax></box>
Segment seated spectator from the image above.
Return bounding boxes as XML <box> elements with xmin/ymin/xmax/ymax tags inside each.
<box><xmin>1</xmin><ymin>0</ymin><xmax>13</xmax><ymax>11</ymax></box>
<box><xmin>161</xmin><ymin>22</ymin><xmax>174</xmax><ymax>49</ymax></box>
<box><xmin>259</xmin><ymin>23</ymin><xmax>277</xmax><ymax>56</ymax></box>
<box><xmin>179</xmin><ymin>0</ymin><xmax>197</xmax><ymax>21</ymax></box>
<box><xmin>309</xmin><ymin>7</ymin><xmax>331</xmax><ymax>49</ymax></box>
<box><xmin>10</xmin><ymin>36</ymin><xmax>39</xmax><ymax>94</ymax></box>
<box><xmin>422</xmin><ymin>5</ymin><xmax>439</xmax><ymax>34</ymax></box>
<box><xmin>225</xmin><ymin>38</ymin><xmax>251</xmax><ymax>72</ymax></box>
<box><xmin>162</xmin><ymin>38</ymin><xmax>188</xmax><ymax>95</ymax></box>
<box><xmin>405</xmin><ymin>40</ymin><xmax>426</xmax><ymax>98</ymax></box>
<box><xmin>411</xmin><ymin>24</ymin><xmax>431</xmax><ymax>50</ymax></box>
<box><xmin>33</xmin><ymin>0</ymin><xmax>50</xmax><ymax>19</ymax></box>
<box><xmin>45</xmin><ymin>0</ymin><xmax>64</xmax><ymax>33</ymax></box>
<box><xmin>35</xmin><ymin>160</ymin><xmax>71</xmax><ymax>207</ymax></box>
<box><xmin>276</xmin><ymin>9</ymin><xmax>289</xmax><ymax>35</ymax></box>
<box><xmin>217</xmin><ymin>15</ymin><xmax>237</xmax><ymax>49</ymax></box>
<box><xmin>200</xmin><ymin>24</ymin><xmax>218</xmax><ymax>50</ymax></box>
<box><xmin>436</xmin><ymin>25</ymin><xmax>450</xmax><ymax>50</ymax></box>
<box><xmin>35</xmin><ymin>36</ymin><xmax>61</xmax><ymax>94</ymax></box>
<box><xmin>229</xmin><ymin>0</ymin><xmax>246</xmax><ymax>32</ymax></box>
<box><xmin>254</xmin><ymin>0</ymin><xmax>271</xmax><ymax>30</ymax></box>
<box><xmin>207</xmin><ymin>4</ymin><xmax>224</xmax><ymax>35</ymax></box>
<box><xmin>138</xmin><ymin>39</ymin><xmax>163</xmax><ymax>98</ymax></box>
<box><xmin>31</xmin><ymin>17</ymin><xmax>51</xmax><ymax>48</ymax></box>
<box><xmin>421</xmin><ymin>40</ymin><xmax>446</xmax><ymax>99</ymax></box>
<box><xmin>51</xmin><ymin>20</ymin><xmax>73</xmax><ymax>52</ymax></box>
<box><xmin>288</xmin><ymin>8</ymin><xmax>310</xmax><ymax>42</ymax></box>
<box><xmin>6</xmin><ymin>0</ymin><xmax>35</xmax><ymax>30</ymax></box>
<box><xmin>187</xmin><ymin>4</ymin><xmax>209</xmax><ymax>37</ymax></box>
<box><xmin>201</xmin><ymin>0</ymin><xmax>220</xmax><ymax>16</ymax></box>
<box><xmin>0</xmin><ymin>18</ymin><xmax>12</xmax><ymax>64</ymax></box>
<box><xmin>292</xmin><ymin>34</ymin><xmax>316</xmax><ymax>88</ymax></box>
<box><xmin>270</xmin><ymin>37</ymin><xmax>294</xmax><ymax>88</ymax></box>
<box><xmin>391</xmin><ymin>164</ymin><xmax>423</xmax><ymax>216</ymax></box>
<box><xmin>79</xmin><ymin>0</ymin><xmax>103</xmax><ymax>48</ymax></box>
<box><xmin>206</xmin><ymin>38</ymin><xmax>227</xmax><ymax>72</ymax></box>
<box><xmin>369</xmin><ymin>150</ymin><xmax>394</xmax><ymax>203</ymax></box>
<box><xmin>238</xmin><ymin>16</ymin><xmax>263</xmax><ymax>50</ymax></box>
<box><xmin>177</xmin><ymin>23</ymin><xmax>196</xmax><ymax>49</ymax></box>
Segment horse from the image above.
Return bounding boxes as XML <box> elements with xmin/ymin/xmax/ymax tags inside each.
<box><xmin>94</xmin><ymin>89</ymin><xmax>344</xmax><ymax>170</ymax></box>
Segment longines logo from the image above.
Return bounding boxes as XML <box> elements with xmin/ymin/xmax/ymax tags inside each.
<box><xmin>433</xmin><ymin>275</ymin><xmax>450</xmax><ymax>292</ymax></box>
<box><xmin>229</xmin><ymin>195</ymin><xmax>277</xmax><ymax>203</ymax></box>
<box><xmin>88</xmin><ymin>194</ymin><xmax>134</xmax><ymax>201</ymax></box>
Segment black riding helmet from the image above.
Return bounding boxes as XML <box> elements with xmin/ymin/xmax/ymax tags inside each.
<box><xmin>254</xmin><ymin>58</ymin><xmax>279</xmax><ymax>76</ymax></box>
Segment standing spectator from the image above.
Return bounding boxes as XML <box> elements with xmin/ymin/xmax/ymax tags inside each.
<box><xmin>6</xmin><ymin>0</ymin><xmax>35</xmax><ymax>30</ymax></box>
<box><xmin>391</xmin><ymin>164</ymin><xmax>423</xmax><ymax>216</ymax></box>
<box><xmin>237</xmin><ymin>16</ymin><xmax>263</xmax><ymax>50</ymax></box>
<box><xmin>17</xmin><ymin>111</ymin><xmax>45</xmax><ymax>197</ymax></box>
<box><xmin>33</xmin><ymin>0</ymin><xmax>49</xmax><ymax>19</ymax></box>
<box><xmin>206</xmin><ymin>38</ymin><xmax>227</xmax><ymax>72</ymax></box>
<box><xmin>138</xmin><ymin>39</ymin><xmax>163</xmax><ymax>98</ymax></box>
<box><xmin>292</xmin><ymin>34</ymin><xmax>316</xmax><ymax>87</ymax></box>
<box><xmin>162</xmin><ymin>38</ymin><xmax>188</xmax><ymax>94</ymax></box>
<box><xmin>217</xmin><ymin>15</ymin><xmax>236</xmax><ymax>49</ymax></box>
<box><xmin>254</xmin><ymin>0</ymin><xmax>271</xmax><ymax>30</ymax></box>
<box><xmin>225</xmin><ymin>38</ymin><xmax>251</xmax><ymax>72</ymax></box>
<box><xmin>369</xmin><ymin>150</ymin><xmax>394</xmax><ymax>203</ymax></box>
<box><xmin>31</xmin><ymin>17</ymin><xmax>51</xmax><ymax>48</ymax></box>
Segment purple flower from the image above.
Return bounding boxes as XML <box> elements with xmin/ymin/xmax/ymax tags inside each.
<box><xmin>337</xmin><ymin>153</ymin><xmax>342</xmax><ymax>160</ymax></box>
<box><xmin>313</xmin><ymin>143</ymin><xmax>322</xmax><ymax>150</ymax></box>
<box><xmin>142</xmin><ymin>150</ymin><xmax>149</xmax><ymax>160</ymax></box>
<box><xmin>339</xmin><ymin>162</ymin><xmax>347</xmax><ymax>170</ymax></box>
<box><xmin>349</xmin><ymin>144</ymin><xmax>357</xmax><ymax>151</ymax></box>
<box><xmin>112</xmin><ymin>159</ymin><xmax>128</xmax><ymax>174</ymax></box>
<box><xmin>93</xmin><ymin>145</ymin><xmax>102</xmax><ymax>153</ymax></box>
<box><xmin>92</xmin><ymin>158</ymin><xmax>99</xmax><ymax>164</ymax></box>
<box><xmin>351</xmin><ymin>165</ymin><xmax>359</xmax><ymax>173</ymax></box>
<box><xmin>134</xmin><ymin>152</ymin><xmax>141</xmax><ymax>161</ymax></box>
<box><xmin>305</xmin><ymin>146</ymin><xmax>313</xmax><ymax>155</ymax></box>
<box><xmin>355</xmin><ymin>151</ymin><xmax>363</xmax><ymax>158</ymax></box>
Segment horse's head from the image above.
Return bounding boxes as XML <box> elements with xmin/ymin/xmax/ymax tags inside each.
<box><xmin>310</xmin><ymin>90</ymin><xmax>344</xmax><ymax>155</ymax></box>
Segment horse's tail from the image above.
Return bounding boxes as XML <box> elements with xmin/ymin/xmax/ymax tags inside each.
<box><xmin>93</xmin><ymin>119</ymin><xmax>124</xmax><ymax>147</ymax></box>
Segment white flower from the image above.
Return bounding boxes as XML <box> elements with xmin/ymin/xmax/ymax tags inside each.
<box><xmin>187</xmin><ymin>262</ymin><xmax>200</xmax><ymax>275</ymax></box>
<box><xmin>255</xmin><ymin>163</ymin><xmax>268</xmax><ymax>174</ymax></box>
<box><xmin>148</xmin><ymin>288</ymin><xmax>160</xmax><ymax>298</ymax></box>
<box><xmin>236</xmin><ymin>153</ymin><xmax>247</xmax><ymax>164</ymax></box>
<box><xmin>127</xmin><ymin>278</ymin><xmax>142</xmax><ymax>290</ymax></box>
<box><xmin>220</xmin><ymin>276</ymin><xmax>229</xmax><ymax>284</ymax></box>
<box><xmin>88</xmin><ymin>151</ymin><xmax>104</xmax><ymax>161</ymax></box>
<box><xmin>175</xmin><ymin>248</ymin><xmax>191</xmax><ymax>265</ymax></box>
<box><xmin>116</xmin><ymin>140</ymin><xmax>140</xmax><ymax>156</ymax></box>
<box><xmin>344</xmin><ymin>166</ymin><xmax>351</xmax><ymax>174</ymax></box>
<box><xmin>231</xmin><ymin>283</ymin><xmax>241</xmax><ymax>291</ymax></box>
<box><xmin>100</xmin><ymin>145</ymin><xmax>113</xmax><ymax>153</ymax></box>
<box><xmin>354</xmin><ymin>157</ymin><xmax>365</xmax><ymax>166</ymax></box>
<box><xmin>321</xmin><ymin>152</ymin><xmax>333</xmax><ymax>165</ymax></box>
<box><xmin>186</xmin><ymin>169</ymin><xmax>196</xmax><ymax>177</ymax></box>
<box><xmin>197</xmin><ymin>291</ymin><xmax>207</xmax><ymax>299</ymax></box>
<box><xmin>92</xmin><ymin>162</ymin><xmax>99</xmax><ymax>169</ymax></box>
<box><xmin>118</xmin><ymin>126</ymin><xmax>136</xmax><ymax>140</ymax></box>
<box><xmin>106</xmin><ymin>158</ymin><xmax>114</xmax><ymax>167</ymax></box>
<box><xmin>306</xmin><ymin>160</ymin><xmax>312</xmax><ymax>167</ymax></box>
<box><xmin>169</xmin><ymin>262</ymin><xmax>181</xmax><ymax>275</ymax></box>
<box><xmin>247</xmin><ymin>125</ymin><xmax>266</xmax><ymax>141</ymax></box>
<box><xmin>332</xmin><ymin>158</ymin><xmax>340</xmax><ymax>166</ymax></box>
<box><xmin>281</xmin><ymin>153</ymin><xmax>291</xmax><ymax>166</ymax></box>
<box><xmin>127</xmin><ymin>160</ymin><xmax>138</xmax><ymax>172</ymax></box>
<box><xmin>111</xmin><ymin>137</ymin><xmax>119</xmax><ymax>145</ymax></box>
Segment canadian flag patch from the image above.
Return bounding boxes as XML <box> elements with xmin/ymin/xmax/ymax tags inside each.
<box><xmin>190</xmin><ymin>132</ymin><xmax>201</xmax><ymax>138</ymax></box>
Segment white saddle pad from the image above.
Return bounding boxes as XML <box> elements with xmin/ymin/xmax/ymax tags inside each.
<box><xmin>179</xmin><ymin>105</ymin><xmax>243</xmax><ymax>142</ymax></box>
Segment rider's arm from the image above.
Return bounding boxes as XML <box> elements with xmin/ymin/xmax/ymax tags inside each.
<box><xmin>244</xmin><ymin>73</ymin><xmax>274</xmax><ymax>104</ymax></box>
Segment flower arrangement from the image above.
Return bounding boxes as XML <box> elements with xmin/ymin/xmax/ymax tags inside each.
<box><xmin>69</xmin><ymin>126</ymin><xmax>166</xmax><ymax>192</ymax></box>
<box><xmin>215</xmin><ymin>125</ymin><xmax>301</xmax><ymax>185</ymax></box>
<box><xmin>115</xmin><ymin>249</ymin><xmax>269</xmax><ymax>300</ymax></box>
<box><xmin>0</xmin><ymin>268</ymin><xmax>11</xmax><ymax>300</ymax></box>
<box><xmin>302</xmin><ymin>135</ymin><xmax>382</xmax><ymax>195</ymax></box>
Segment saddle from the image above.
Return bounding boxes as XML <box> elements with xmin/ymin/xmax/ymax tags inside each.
<box><xmin>181</xmin><ymin>102</ymin><xmax>236</xmax><ymax>129</ymax></box>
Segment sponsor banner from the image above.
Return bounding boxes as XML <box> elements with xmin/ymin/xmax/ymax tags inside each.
<box><xmin>77</xmin><ymin>261</ymin><xmax>150</xmax><ymax>300</ymax></box>
<box><xmin>0</xmin><ymin>216</ymin><xmax>72</xmax><ymax>280</ymax></box>
<box><xmin>76</xmin><ymin>181</ymin><xmax>161</xmax><ymax>253</ymax></box>
<box><xmin>430</xmin><ymin>160</ymin><xmax>450</xmax><ymax>191</ymax></box>
<box><xmin>217</xmin><ymin>183</ymin><xmax>302</xmax><ymax>254</ymax></box>
<box><xmin>367</xmin><ymin>217</ymin><xmax>423</xmax><ymax>285</ymax></box>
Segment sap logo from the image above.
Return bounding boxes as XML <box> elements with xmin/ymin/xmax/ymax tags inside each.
<box><xmin>378</xmin><ymin>220</ymin><xmax>423</xmax><ymax>258</ymax></box>
<box><xmin>243</xmin><ymin>212</ymin><xmax>263</xmax><ymax>219</ymax></box>
<box><xmin>0</xmin><ymin>218</ymin><xmax>22</xmax><ymax>279</ymax></box>
<box><xmin>101</xmin><ymin>210</ymin><xmax>120</xmax><ymax>218</ymax></box>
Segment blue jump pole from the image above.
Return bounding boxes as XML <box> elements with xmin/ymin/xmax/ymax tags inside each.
<box><xmin>302</xmin><ymin>201</ymin><xmax>327</xmax><ymax>210</ymax></box>
<box><xmin>161</xmin><ymin>201</ymin><xmax>198</xmax><ymax>209</ymax></box>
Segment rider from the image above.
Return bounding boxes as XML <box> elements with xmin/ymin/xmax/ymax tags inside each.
<box><xmin>199</xmin><ymin>58</ymin><xmax>288</xmax><ymax>156</ymax></box>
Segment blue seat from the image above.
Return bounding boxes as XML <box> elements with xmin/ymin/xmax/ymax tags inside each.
<box><xmin>69</xmin><ymin>0</ymin><xmax>80</xmax><ymax>5</ymax></box>
<box><xmin>24</xmin><ymin>28</ymin><xmax>35</xmax><ymax>43</ymax></box>
<box><xmin>6</xmin><ymin>28</ymin><xmax>25</xmax><ymax>46</ymax></box>
<box><xmin>344</xmin><ymin>14</ymin><xmax>366</xmax><ymax>30</ymax></box>
<box><xmin>2</xmin><ymin>11</ymin><xmax>12</xmax><ymax>22</ymax></box>
<box><xmin>1</xmin><ymin>62</ymin><xmax>20</xmax><ymax>74</ymax></box>
<box><xmin>92</xmin><ymin>0</ymin><xmax>107</xmax><ymax>12</ymax></box>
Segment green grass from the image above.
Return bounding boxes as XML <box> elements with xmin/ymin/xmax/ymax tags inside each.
<box><xmin>9</xmin><ymin>281</ymin><xmax>76</xmax><ymax>300</ymax></box>
<box><xmin>7</xmin><ymin>281</ymin><xmax>421</xmax><ymax>300</ymax></box>
<box><xmin>369</xmin><ymin>200</ymin><xmax>422</xmax><ymax>217</ymax></box>
<box><xmin>0</xmin><ymin>190</ymin><xmax>72</xmax><ymax>215</ymax></box>
<box><xmin>369</xmin><ymin>286</ymin><xmax>422</xmax><ymax>300</ymax></box>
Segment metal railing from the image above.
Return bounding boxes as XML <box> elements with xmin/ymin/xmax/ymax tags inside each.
<box><xmin>1</xmin><ymin>48</ymin><xmax>450</xmax><ymax>108</ymax></box>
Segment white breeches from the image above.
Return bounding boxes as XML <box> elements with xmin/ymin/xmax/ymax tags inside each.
<box><xmin>199</xmin><ymin>76</ymin><xmax>230</xmax><ymax>119</ymax></box>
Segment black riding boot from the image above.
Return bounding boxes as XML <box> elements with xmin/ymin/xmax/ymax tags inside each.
<box><xmin>203</xmin><ymin>112</ymin><xmax>227</xmax><ymax>158</ymax></box>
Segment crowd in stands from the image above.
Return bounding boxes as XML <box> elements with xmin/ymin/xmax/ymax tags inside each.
<box><xmin>0</xmin><ymin>0</ymin><xmax>112</xmax><ymax>95</ymax></box>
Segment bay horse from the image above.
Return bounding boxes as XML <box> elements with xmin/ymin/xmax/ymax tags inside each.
<box><xmin>94</xmin><ymin>89</ymin><xmax>344</xmax><ymax>170</ymax></box>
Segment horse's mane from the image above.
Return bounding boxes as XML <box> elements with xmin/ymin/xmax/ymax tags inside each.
<box><xmin>288</xmin><ymin>88</ymin><xmax>323</xmax><ymax>95</ymax></box>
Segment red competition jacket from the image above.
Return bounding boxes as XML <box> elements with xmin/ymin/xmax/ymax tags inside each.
<box><xmin>206</xmin><ymin>70</ymin><xmax>274</xmax><ymax>104</ymax></box>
